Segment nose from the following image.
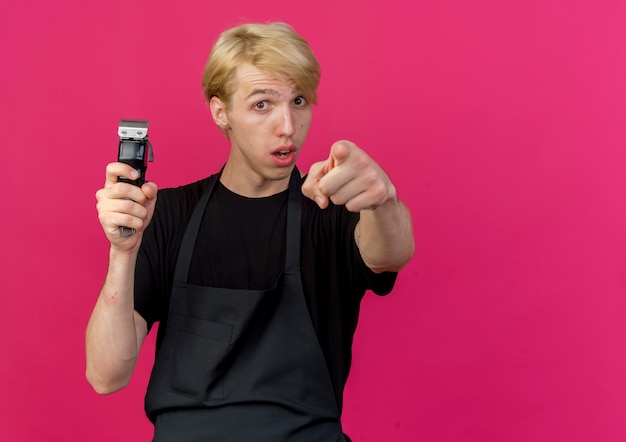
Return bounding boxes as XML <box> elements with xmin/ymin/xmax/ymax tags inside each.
<box><xmin>276</xmin><ymin>106</ymin><xmax>296</xmax><ymax>137</ymax></box>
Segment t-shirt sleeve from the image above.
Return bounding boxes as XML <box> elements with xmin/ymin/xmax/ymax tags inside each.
<box><xmin>303</xmin><ymin>196</ymin><xmax>398</xmax><ymax>299</ymax></box>
<box><xmin>133</xmin><ymin>194</ymin><xmax>171</xmax><ymax>331</ymax></box>
<box><xmin>134</xmin><ymin>231</ymin><xmax>162</xmax><ymax>331</ymax></box>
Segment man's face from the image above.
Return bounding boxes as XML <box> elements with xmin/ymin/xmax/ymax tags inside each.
<box><xmin>212</xmin><ymin>63</ymin><xmax>313</xmax><ymax>192</ymax></box>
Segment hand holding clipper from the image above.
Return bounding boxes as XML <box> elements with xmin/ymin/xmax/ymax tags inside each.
<box><xmin>117</xmin><ymin>119</ymin><xmax>154</xmax><ymax>237</ymax></box>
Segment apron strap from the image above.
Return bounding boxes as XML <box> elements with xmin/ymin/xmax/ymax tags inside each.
<box><xmin>285</xmin><ymin>167</ymin><xmax>302</xmax><ymax>273</ymax></box>
<box><xmin>172</xmin><ymin>172</ymin><xmax>220</xmax><ymax>285</ymax></box>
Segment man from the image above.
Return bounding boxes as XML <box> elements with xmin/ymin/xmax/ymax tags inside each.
<box><xmin>86</xmin><ymin>22</ymin><xmax>414</xmax><ymax>441</ymax></box>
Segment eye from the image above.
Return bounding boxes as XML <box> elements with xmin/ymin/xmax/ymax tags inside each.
<box><xmin>293</xmin><ymin>96</ymin><xmax>307</xmax><ymax>106</ymax></box>
<box><xmin>254</xmin><ymin>101</ymin><xmax>269</xmax><ymax>110</ymax></box>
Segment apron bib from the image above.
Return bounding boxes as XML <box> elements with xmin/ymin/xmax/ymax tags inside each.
<box><xmin>144</xmin><ymin>168</ymin><xmax>345</xmax><ymax>441</ymax></box>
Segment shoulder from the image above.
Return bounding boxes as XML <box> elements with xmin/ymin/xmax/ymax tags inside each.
<box><xmin>147</xmin><ymin>174</ymin><xmax>218</xmax><ymax>236</ymax></box>
<box><xmin>153</xmin><ymin>175</ymin><xmax>218</xmax><ymax>216</ymax></box>
<box><xmin>157</xmin><ymin>175</ymin><xmax>216</xmax><ymax>207</ymax></box>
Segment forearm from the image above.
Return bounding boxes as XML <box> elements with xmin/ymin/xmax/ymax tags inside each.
<box><xmin>301</xmin><ymin>140</ymin><xmax>415</xmax><ymax>272</ymax></box>
<box><xmin>85</xmin><ymin>247</ymin><xmax>146</xmax><ymax>394</ymax></box>
<box><xmin>355</xmin><ymin>197</ymin><xmax>415</xmax><ymax>273</ymax></box>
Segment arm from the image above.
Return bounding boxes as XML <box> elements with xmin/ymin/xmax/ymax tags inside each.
<box><xmin>85</xmin><ymin>162</ymin><xmax>158</xmax><ymax>394</ymax></box>
<box><xmin>354</xmin><ymin>197</ymin><xmax>414</xmax><ymax>273</ymax></box>
<box><xmin>301</xmin><ymin>141</ymin><xmax>414</xmax><ymax>273</ymax></box>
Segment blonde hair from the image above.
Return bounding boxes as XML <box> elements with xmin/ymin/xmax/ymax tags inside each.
<box><xmin>202</xmin><ymin>22</ymin><xmax>321</xmax><ymax>108</ymax></box>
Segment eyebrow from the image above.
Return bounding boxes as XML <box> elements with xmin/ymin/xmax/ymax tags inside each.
<box><xmin>245</xmin><ymin>88</ymin><xmax>302</xmax><ymax>101</ymax></box>
<box><xmin>245</xmin><ymin>88</ymin><xmax>280</xmax><ymax>100</ymax></box>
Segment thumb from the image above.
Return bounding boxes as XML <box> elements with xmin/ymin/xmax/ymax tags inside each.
<box><xmin>141</xmin><ymin>181</ymin><xmax>159</xmax><ymax>200</ymax></box>
<box><xmin>302</xmin><ymin>160</ymin><xmax>331</xmax><ymax>209</ymax></box>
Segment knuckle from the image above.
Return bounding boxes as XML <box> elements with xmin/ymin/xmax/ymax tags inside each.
<box><xmin>318</xmin><ymin>181</ymin><xmax>328</xmax><ymax>195</ymax></box>
<box><xmin>372</xmin><ymin>181</ymin><xmax>387</xmax><ymax>199</ymax></box>
<box><xmin>344</xmin><ymin>199</ymin><xmax>359</xmax><ymax>213</ymax></box>
<box><xmin>120</xmin><ymin>198</ymin><xmax>135</xmax><ymax>213</ymax></box>
<box><xmin>107</xmin><ymin>184</ymin><xmax>121</xmax><ymax>199</ymax></box>
<box><xmin>329</xmin><ymin>195</ymin><xmax>340</xmax><ymax>206</ymax></box>
<box><xmin>121</xmin><ymin>214</ymin><xmax>137</xmax><ymax>229</ymax></box>
<box><xmin>136</xmin><ymin>205</ymin><xmax>148</xmax><ymax>221</ymax></box>
<box><xmin>355</xmin><ymin>154</ymin><xmax>371</xmax><ymax>170</ymax></box>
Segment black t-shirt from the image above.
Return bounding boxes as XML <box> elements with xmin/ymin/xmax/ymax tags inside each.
<box><xmin>134</xmin><ymin>173</ymin><xmax>397</xmax><ymax>411</ymax></box>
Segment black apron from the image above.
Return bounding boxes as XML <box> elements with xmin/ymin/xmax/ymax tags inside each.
<box><xmin>144</xmin><ymin>168</ymin><xmax>346</xmax><ymax>441</ymax></box>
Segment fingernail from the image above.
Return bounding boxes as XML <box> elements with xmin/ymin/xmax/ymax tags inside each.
<box><xmin>314</xmin><ymin>196</ymin><xmax>323</xmax><ymax>207</ymax></box>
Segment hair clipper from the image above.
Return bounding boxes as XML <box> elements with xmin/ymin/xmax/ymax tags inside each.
<box><xmin>117</xmin><ymin>119</ymin><xmax>154</xmax><ymax>237</ymax></box>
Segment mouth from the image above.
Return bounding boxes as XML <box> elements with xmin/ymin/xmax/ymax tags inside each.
<box><xmin>271</xmin><ymin>146</ymin><xmax>297</xmax><ymax>167</ymax></box>
<box><xmin>272</xmin><ymin>146</ymin><xmax>296</xmax><ymax>159</ymax></box>
<box><xmin>274</xmin><ymin>149</ymin><xmax>292</xmax><ymax>159</ymax></box>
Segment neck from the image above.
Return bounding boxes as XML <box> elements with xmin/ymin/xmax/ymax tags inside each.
<box><xmin>219</xmin><ymin>161</ymin><xmax>294</xmax><ymax>198</ymax></box>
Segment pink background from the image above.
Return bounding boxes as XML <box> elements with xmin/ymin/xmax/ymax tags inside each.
<box><xmin>1</xmin><ymin>0</ymin><xmax>625</xmax><ymax>441</ymax></box>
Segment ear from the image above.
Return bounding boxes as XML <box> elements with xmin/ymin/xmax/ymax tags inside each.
<box><xmin>209</xmin><ymin>96</ymin><xmax>230</xmax><ymax>131</ymax></box>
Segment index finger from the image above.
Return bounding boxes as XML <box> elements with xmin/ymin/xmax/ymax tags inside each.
<box><xmin>104</xmin><ymin>162</ymin><xmax>139</xmax><ymax>186</ymax></box>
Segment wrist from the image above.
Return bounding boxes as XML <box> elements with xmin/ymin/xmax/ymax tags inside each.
<box><xmin>108</xmin><ymin>244</ymin><xmax>139</xmax><ymax>268</ymax></box>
